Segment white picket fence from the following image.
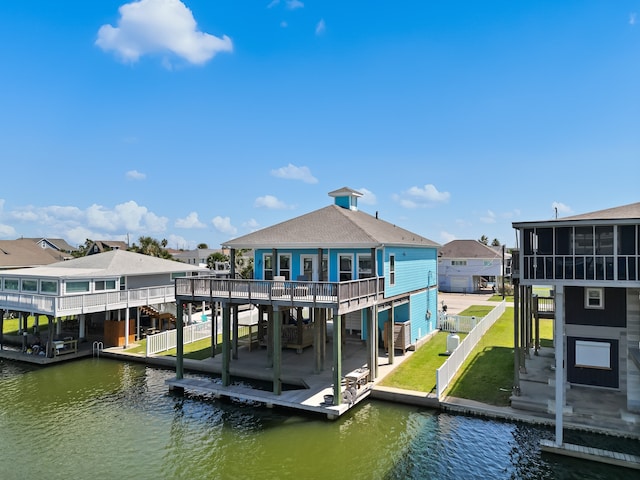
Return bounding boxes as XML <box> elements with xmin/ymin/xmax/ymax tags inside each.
<box><xmin>437</xmin><ymin>314</ymin><xmax>479</xmax><ymax>333</ymax></box>
<box><xmin>146</xmin><ymin>320</ymin><xmax>212</xmax><ymax>356</ymax></box>
<box><xmin>435</xmin><ymin>300</ymin><xmax>506</xmax><ymax>400</ymax></box>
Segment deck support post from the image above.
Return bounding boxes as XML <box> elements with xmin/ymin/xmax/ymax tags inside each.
<box><xmin>176</xmin><ymin>302</ymin><xmax>184</xmax><ymax>380</ymax></box>
<box><xmin>371</xmin><ymin>305</ymin><xmax>379</xmax><ymax>379</ymax></box>
<box><xmin>366</xmin><ymin>307</ymin><xmax>374</xmax><ymax>379</ymax></box>
<box><xmin>211</xmin><ymin>301</ymin><xmax>218</xmax><ymax>358</ymax></box>
<box><xmin>0</xmin><ymin>310</ymin><xmax>4</xmax><ymax>350</ymax></box>
<box><xmin>332</xmin><ymin>309</ymin><xmax>342</xmax><ymax>405</ymax></box>
<box><xmin>273</xmin><ymin>308</ymin><xmax>282</xmax><ymax>395</ymax></box>
<box><xmin>222</xmin><ymin>304</ymin><xmax>231</xmax><ymax>386</ymax></box>
<box><xmin>314</xmin><ymin>308</ymin><xmax>322</xmax><ymax>374</ymax></box>
<box><xmin>554</xmin><ymin>285</ymin><xmax>565</xmax><ymax>447</ymax></box>
<box><xmin>388</xmin><ymin>303</ymin><xmax>395</xmax><ymax>365</ymax></box>
<box><xmin>232</xmin><ymin>305</ymin><xmax>239</xmax><ymax>360</ymax></box>
<box><xmin>513</xmin><ymin>280</ymin><xmax>520</xmax><ymax>395</ymax></box>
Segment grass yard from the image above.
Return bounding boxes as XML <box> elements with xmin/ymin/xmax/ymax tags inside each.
<box><xmin>377</xmin><ymin>305</ymin><xmax>493</xmax><ymax>392</ymax></box>
<box><xmin>2</xmin><ymin>315</ymin><xmax>52</xmax><ymax>335</ymax></box>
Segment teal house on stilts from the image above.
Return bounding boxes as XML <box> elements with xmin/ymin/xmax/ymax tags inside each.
<box><xmin>171</xmin><ymin>187</ymin><xmax>440</xmax><ymax>416</ymax></box>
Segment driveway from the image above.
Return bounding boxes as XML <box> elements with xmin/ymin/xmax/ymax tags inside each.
<box><xmin>438</xmin><ymin>292</ymin><xmax>499</xmax><ymax>315</ymax></box>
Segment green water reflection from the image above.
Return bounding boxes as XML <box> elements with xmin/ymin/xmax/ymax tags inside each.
<box><xmin>0</xmin><ymin>358</ymin><xmax>635</xmax><ymax>480</ymax></box>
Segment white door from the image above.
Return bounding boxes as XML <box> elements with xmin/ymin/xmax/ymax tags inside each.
<box><xmin>300</xmin><ymin>255</ymin><xmax>318</xmax><ymax>281</ymax></box>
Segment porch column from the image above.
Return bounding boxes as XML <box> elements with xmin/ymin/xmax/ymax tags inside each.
<box><xmin>388</xmin><ymin>303</ymin><xmax>395</xmax><ymax>365</ymax></box>
<box><xmin>135</xmin><ymin>309</ymin><xmax>140</xmax><ymax>341</ymax></box>
<box><xmin>176</xmin><ymin>302</ymin><xmax>184</xmax><ymax>380</ymax></box>
<box><xmin>366</xmin><ymin>307</ymin><xmax>374</xmax><ymax>378</ymax></box>
<box><xmin>513</xmin><ymin>280</ymin><xmax>520</xmax><ymax>395</ymax></box>
<box><xmin>313</xmin><ymin>308</ymin><xmax>323</xmax><ymax>373</ymax></box>
<box><xmin>124</xmin><ymin>308</ymin><xmax>130</xmax><ymax>348</ymax></box>
<box><xmin>211</xmin><ymin>301</ymin><xmax>218</xmax><ymax>358</ymax></box>
<box><xmin>56</xmin><ymin>312</ymin><xmax>62</xmax><ymax>336</ymax></box>
<box><xmin>332</xmin><ymin>309</ymin><xmax>342</xmax><ymax>405</ymax></box>
<box><xmin>554</xmin><ymin>285</ymin><xmax>565</xmax><ymax>446</ymax></box>
<box><xmin>79</xmin><ymin>314</ymin><xmax>86</xmax><ymax>341</ymax></box>
<box><xmin>371</xmin><ymin>305</ymin><xmax>379</xmax><ymax>379</ymax></box>
<box><xmin>318</xmin><ymin>248</ymin><xmax>324</xmax><ymax>280</ymax></box>
<box><xmin>273</xmin><ymin>307</ymin><xmax>282</xmax><ymax>395</ymax></box>
<box><xmin>0</xmin><ymin>310</ymin><xmax>4</xmax><ymax>350</ymax></box>
<box><xmin>232</xmin><ymin>305</ymin><xmax>239</xmax><ymax>360</ymax></box>
<box><xmin>46</xmin><ymin>315</ymin><xmax>54</xmax><ymax>357</ymax></box>
<box><xmin>222</xmin><ymin>305</ymin><xmax>231</xmax><ymax>386</ymax></box>
<box><xmin>33</xmin><ymin>314</ymin><xmax>39</xmax><ymax>334</ymax></box>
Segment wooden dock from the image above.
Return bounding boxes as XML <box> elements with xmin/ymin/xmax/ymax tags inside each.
<box><xmin>540</xmin><ymin>439</ymin><xmax>640</xmax><ymax>470</ymax></box>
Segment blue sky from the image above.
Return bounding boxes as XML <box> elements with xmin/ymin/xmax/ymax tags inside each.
<box><xmin>1</xmin><ymin>1</ymin><xmax>638</xmax><ymax>251</ymax></box>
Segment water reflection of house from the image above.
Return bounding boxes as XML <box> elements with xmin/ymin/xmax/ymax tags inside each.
<box><xmin>0</xmin><ymin>250</ymin><xmax>206</xmax><ymax>359</ymax></box>
<box><xmin>512</xmin><ymin>201</ymin><xmax>640</xmax><ymax>445</ymax></box>
<box><xmin>172</xmin><ymin>187</ymin><xmax>440</xmax><ymax>411</ymax></box>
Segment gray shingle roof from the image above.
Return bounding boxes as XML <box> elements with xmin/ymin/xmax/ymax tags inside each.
<box><xmin>223</xmin><ymin>205</ymin><xmax>439</xmax><ymax>249</ymax></box>
<box><xmin>439</xmin><ymin>240</ymin><xmax>506</xmax><ymax>259</ymax></box>
<box><xmin>2</xmin><ymin>249</ymin><xmax>207</xmax><ymax>278</ymax></box>
<box><xmin>513</xmin><ymin>201</ymin><xmax>640</xmax><ymax>228</ymax></box>
<box><xmin>0</xmin><ymin>239</ymin><xmax>64</xmax><ymax>269</ymax></box>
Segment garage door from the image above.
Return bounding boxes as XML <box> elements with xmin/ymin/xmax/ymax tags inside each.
<box><xmin>450</xmin><ymin>276</ymin><xmax>468</xmax><ymax>293</ymax></box>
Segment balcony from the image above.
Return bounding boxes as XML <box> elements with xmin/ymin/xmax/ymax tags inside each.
<box><xmin>0</xmin><ymin>285</ymin><xmax>176</xmax><ymax>317</ymax></box>
<box><xmin>175</xmin><ymin>277</ymin><xmax>385</xmax><ymax>315</ymax></box>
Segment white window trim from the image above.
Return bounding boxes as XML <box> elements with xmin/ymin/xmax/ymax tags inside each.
<box><xmin>357</xmin><ymin>253</ymin><xmax>373</xmax><ymax>279</ymax></box>
<box><xmin>278</xmin><ymin>253</ymin><xmax>292</xmax><ymax>280</ymax></box>
<box><xmin>263</xmin><ymin>253</ymin><xmax>273</xmax><ymax>280</ymax></box>
<box><xmin>339</xmin><ymin>253</ymin><xmax>354</xmax><ymax>282</ymax></box>
<box><xmin>389</xmin><ymin>254</ymin><xmax>396</xmax><ymax>286</ymax></box>
<box><xmin>584</xmin><ymin>287</ymin><xmax>604</xmax><ymax>309</ymax></box>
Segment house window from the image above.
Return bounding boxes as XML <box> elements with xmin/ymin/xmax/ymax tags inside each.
<box><xmin>120</xmin><ymin>276</ymin><xmax>126</xmax><ymax>290</ymax></box>
<box><xmin>170</xmin><ymin>273</ymin><xmax>186</xmax><ymax>280</ymax></box>
<box><xmin>21</xmin><ymin>279</ymin><xmax>38</xmax><ymax>292</ymax></box>
<box><xmin>66</xmin><ymin>281</ymin><xmax>90</xmax><ymax>293</ymax></box>
<box><xmin>483</xmin><ymin>260</ymin><xmax>493</xmax><ymax>267</ymax></box>
<box><xmin>339</xmin><ymin>254</ymin><xmax>353</xmax><ymax>281</ymax></box>
<box><xmin>358</xmin><ymin>254</ymin><xmax>373</xmax><ymax>279</ymax></box>
<box><xmin>575</xmin><ymin>340</ymin><xmax>610</xmax><ymax>369</ymax></box>
<box><xmin>584</xmin><ymin>287</ymin><xmax>604</xmax><ymax>309</ymax></box>
<box><xmin>95</xmin><ymin>280</ymin><xmax>117</xmax><ymax>291</ymax></box>
<box><xmin>40</xmin><ymin>280</ymin><xmax>58</xmax><ymax>294</ymax></box>
<box><xmin>321</xmin><ymin>258</ymin><xmax>328</xmax><ymax>281</ymax></box>
<box><xmin>278</xmin><ymin>254</ymin><xmax>291</xmax><ymax>280</ymax></box>
<box><xmin>452</xmin><ymin>260</ymin><xmax>467</xmax><ymax>266</ymax></box>
<box><xmin>3</xmin><ymin>278</ymin><xmax>19</xmax><ymax>291</ymax></box>
<box><xmin>389</xmin><ymin>254</ymin><xmax>395</xmax><ymax>286</ymax></box>
<box><xmin>263</xmin><ymin>254</ymin><xmax>273</xmax><ymax>280</ymax></box>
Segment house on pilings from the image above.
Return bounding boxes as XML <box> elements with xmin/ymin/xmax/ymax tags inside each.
<box><xmin>173</xmin><ymin>187</ymin><xmax>440</xmax><ymax>412</ymax></box>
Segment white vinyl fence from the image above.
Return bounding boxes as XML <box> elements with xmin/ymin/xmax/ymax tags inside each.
<box><xmin>146</xmin><ymin>320</ymin><xmax>212</xmax><ymax>356</ymax></box>
<box><xmin>435</xmin><ymin>300</ymin><xmax>506</xmax><ymax>400</ymax></box>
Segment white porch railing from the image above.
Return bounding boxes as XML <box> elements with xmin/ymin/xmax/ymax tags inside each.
<box><xmin>0</xmin><ymin>285</ymin><xmax>176</xmax><ymax>317</ymax></box>
<box><xmin>435</xmin><ymin>300</ymin><xmax>506</xmax><ymax>400</ymax></box>
<box><xmin>146</xmin><ymin>320</ymin><xmax>212</xmax><ymax>356</ymax></box>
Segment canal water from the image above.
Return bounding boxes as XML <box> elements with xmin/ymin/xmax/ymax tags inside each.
<box><xmin>1</xmin><ymin>357</ymin><xmax>636</xmax><ymax>480</ymax></box>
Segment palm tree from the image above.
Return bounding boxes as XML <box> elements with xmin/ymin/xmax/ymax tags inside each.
<box><xmin>478</xmin><ymin>235</ymin><xmax>489</xmax><ymax>245</ymax></box>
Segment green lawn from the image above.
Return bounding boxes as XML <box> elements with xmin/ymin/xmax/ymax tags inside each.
<box><xmin>381</xmin><ymin>304</ymin><xmax>554</xmax><ymax>406</ymax></box>
<box><xmin>2</xmin><ymin>315</ymin><xmax>52</xmax><ymax>335</ymax></box>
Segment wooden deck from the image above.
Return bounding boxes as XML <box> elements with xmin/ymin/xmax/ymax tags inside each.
<box><xmin>163</xmin><ymin>332</ymin><xmax>386</xmax><ymax>419</ymax></box>
<box><xmin>175</xmin><ymin>276</ymin><xmax>384</xmax><ymax>315</ymax></box>
<box><xmin>540</xmin><ymin>439</ymin><xmax>640</xmax><ymax>470</ymax></box>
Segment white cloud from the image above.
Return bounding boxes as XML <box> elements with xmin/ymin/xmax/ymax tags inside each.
<box><xmin>393</xmin><ymin>184</ymin><xmax>450</xmax><ymax>208</ymax></box>
<box><xmin>286</xmin><ymin>0</ymin><xmax>304</xmax><ymax>10</ymax></box>
<box><xmin>126</xmin><ymin>170</ymin><xmax>146</xmax><ymax>180</ymax></box>
<box><xmin>243</xmin><ymin>218</ymin><xmax>260</xmax><ymax>231</ymax></box>
<box><xmin>480</xmin><ymin>210</ymin><xmax>497</xmax><ymax>224</ymax></box>
<box><xmin>267</xmin><ymin>0</ymin><xmax>280</xmax><ymax>8</ymax></box>
<box><xmin>280</xmin><ymin>21</ymin><xmax>288</xmax><ymax>28</ymax></box>
<box><xmin>357</xmin><ymin>187</ymin><xmax>377</xmax><ymax>205</ymax></box>
<box><xmin>175</xmin><ymin>212</ymin><xmax>205</xmax><ymax>229</ymax></box>
<box><xmin>96</xmin><ymin>0</ymin><xmax>233</xmax><ymax>66</ymax></box>
<box><xmin>630</xmin><ymin>13</ymin><xmax>637</xmax><ymax>25</ymax></box>
<box><xmin>270</xmin><ymin>163</ymin><xmax>318</xmax><ymax>183</ymax></box>
<box><xmin>254</xmin><ymin>195</ymin><xmax>291</xmax><ymax>209</ymax></box>
<box><xmin>315</xmin><ymin>19</ymin><xmax>326</xmax><ymax>35</ymax></box>
<box><xmin>552</xmin><ymin>202</ymin><xmax>572</xmax><ymax>216</ymax></box>
<box><xmin>440</xmin><ymin>231</ymin><xmax>457</xmax><ymax>243</ymax></box>
<box><xmin>212</xmin><ymin>216</ymin><xmax>237</xmax><ymax>235</ymax></box>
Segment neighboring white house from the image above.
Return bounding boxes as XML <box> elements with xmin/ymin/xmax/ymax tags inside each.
<box><xmin>0</xmin><ymin>249</ymin><xmax>207</xmax><ymax>351</ymax></box>
<box><xmin>438</xmin><ymin>240</ymin><xmax>510</xmax><ymax>293</ymax></box>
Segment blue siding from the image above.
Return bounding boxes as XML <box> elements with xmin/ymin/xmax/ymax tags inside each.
<box><xmin>384</xmin><ymin>246</ymin><xmax>437</xmax><ymax>297</ymax></box>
